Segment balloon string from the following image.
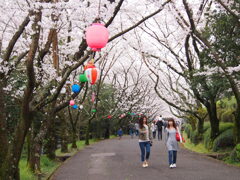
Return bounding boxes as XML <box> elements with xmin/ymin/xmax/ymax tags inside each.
<box><xmin>98</xmin><ymin>0</ymin><xmax>101</xmax><ymax>20</ymax></box>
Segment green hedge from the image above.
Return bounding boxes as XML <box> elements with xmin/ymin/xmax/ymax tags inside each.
<box><xmin>213</xmin><ymin>129</ymin><xmax>235</xmax><ymax>152</ymax></box>
<box><xmin>203</xmin><ymin>128</ymin><xmax>212</xmax><ymax>149</ymax></box>
<box><xmin>219</xmin><ymin>122</ymin><xmax>234</xmax><ymax>133</ymax></box>
<box><xmin>190</xmin><ymin>130</ymin><xmax>200</xmax><ymax>145</ymax></box>
<box><xmin>221</xmin><ymin>109</ymin><xmax>235</xmax><ymax>122</ymax></box>
<box><xmin>203</xmin><ymin>122</ymin><xmax>211</xmax><ymax>132</ymax></box>
<box><xmin>230</xmin><ymin>144</ymin><xmax>240</xmax><ymax>162</ymax></box>
<box><xmin>184</xmin><ymin>124</ymin><xmax>192</xmax><ymax>139</ymax></box>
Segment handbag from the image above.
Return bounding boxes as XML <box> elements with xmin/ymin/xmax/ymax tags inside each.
<box><xmin>176</xmin><ymin>128</ymin><xmax>185</xmax><ymax>143</ymax></box>
<box><xmin>176</xmin><ymin>132</ymin><xmax>181</xmax><ymax>141</ymax></box>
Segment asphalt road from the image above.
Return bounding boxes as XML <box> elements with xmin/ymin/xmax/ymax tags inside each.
<box><xmin>51</xmin><ymin>136</ymin><xmax>240</xmax><ymax>180</ymax></box>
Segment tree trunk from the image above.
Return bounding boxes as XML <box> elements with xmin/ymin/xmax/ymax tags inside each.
<box><xmin>71</xmin><ymin>128</ymin><xmax>77</xmax><ymax>149</ymax></box>
<box><xmin>28</xmin><ymin>140</ymin><xmax>41</xmax><ymax>174</ymax></box>
<box><xmin>85</xmin><ymin>119</ymin><xmax>90</xmax><ymax>146</ymax></box>
<box><xmin>206</xmin><ymin>100</ymin><xmax>219</xmax><ymax>140</ymax></box>
<box><xmin>104</xmin><ymin>119</ymin><xmax>110</xmax><ymax>139</ymax></box>
<box><xmin>60</xmin><ymin>114</ymin><xmax>68</xmax><ymax>153</ymax></box>
<box><xmin>28</xmin><ymin>103</ymin><xmax>57</xmax><ymax>173</ymax></box>
<box><xmin>196</xmin><ymin>117</ymin><xmax>204</xmax><ymax>142</ymax></box>
<box><xmin>0</xmin><ymin>80</ymin><xmax>9</xmax><ymax>177</ymax></box>
<box><xmin>45</xmin><ymin>126</ymin><xmax>56</xmax><ymax>160</ymax></box>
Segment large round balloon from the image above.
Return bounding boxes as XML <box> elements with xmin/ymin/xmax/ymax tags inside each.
<box><xmin>72</xmin><ymin>104</ymin><xmax>78</xmax><ymax>109</ymax></box>
<box><xmin>85</xmin><ymin>67</ymin><xmax>100</xmax><ymax>85</ymax></box>
<box><xmin>72</xmin><ymin>84</ymin><xmax>81</xmax><ymax>93</ymax></box>
<box><xmin>86</xmin><ymin>23</ymin><xmax>109</xmax><ymax>51</ymax></box>
<box><xmin>79</xmin><ymin>74</ymin><xmax>88</xmax><ymax>83</ymax></box>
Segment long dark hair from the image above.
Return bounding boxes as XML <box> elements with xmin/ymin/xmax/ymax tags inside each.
<box><xmin>167</xmin><ymin>118</ymin><xmax>177</xmax><ymax>129</ymax></box>
<box><xmin>139</xmin><ymin>115</ymin><xmax>147</xmax><ymax>129</ymax></box>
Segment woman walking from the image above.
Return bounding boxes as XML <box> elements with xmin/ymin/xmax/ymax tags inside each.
<box><xmin>138</xmin><ymin>116</ymin><xmax>152</xmax><ymax>168</ymax></box>
<box><xmin>165</xmin><ymin>118</ymin><xmax>182</xmax><ymax>168</ymax></box>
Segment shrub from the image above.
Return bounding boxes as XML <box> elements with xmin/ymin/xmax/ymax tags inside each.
<box><xmin>219</xmin><ymin>122</ymin><xmax>234</xmax><ymax>133</ymax></box>
<box><xmin>203</xmin><ymin>122</ymin><xmax>210</xmax><ymax>132</ymax></box>
<box><xmin>230</xmin><ymin>144</ymin><xmax>240</xmax><ymax>162</ymax></box>
<box><xmin>184</xmin><ymin>124</ymin><xmax>192</xmax><ymax>138</ymax></box>
<box><xmin>190</xmin><ymin>130</ymin><xmax>200</xmax><ymax>145</ymax></box>
<box><xmin>203</xmin><ymin>128</ymin><xmax>212</xmax><ymax>149</ymax></box>
<box><xmin>213</xmin><ymin>129</ymin><xmax>235</xmax><ymax>152</ymax></box>
<box><xmin>217</xmin><ymin>108</ymin><xmax>225</xmax><ymax>120</ymax></box>
<box><xmin>221</xmin><ymin>109</ymin><xmax>235</xmax><ymax>122</ymax></box>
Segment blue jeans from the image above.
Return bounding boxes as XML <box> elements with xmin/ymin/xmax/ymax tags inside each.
<box><xmin>139</xmin><ymin>142</ymin><xmax>151</xmax><ymax>162</ymax></box>
<box><xmin>168</xmin><ymin>150</ymin><xmax>177</xmax><ymax>165</ymax></box>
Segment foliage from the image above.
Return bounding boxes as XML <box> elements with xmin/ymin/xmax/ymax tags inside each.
<box><xmin>190</xmin><ymin>130</ymin><xmax>199</xmax><ymax>145</ymax></box>
<box><xmin>203</xmin><ymin>122</ymin><xmax>211</xmax><ymax>132</ymax></box>
<box><xmin>184</xmin><ymin>124</ymin><xmax>192</xmax><ymax>139</ymax></box>
<box><xmin>20</xmin><ymin>155</ymin><xmax>60</xmax><ymax>180</ymax></box>
<box><xmin>213</xmin><ymin>129</ymin><xmax>235</xmax><ymax>152</ymax></box>
<box><xmin>221</xmin><ymin>109</ymin><xmax>235</xmax><ymax>122</ymax></box>
<box><xmin>219</xmin><ymin>122</ymin><xmax>234</xmax><ymax>133</ymax></box>
<box><xmin>203</xmin><ymin>128</ymin><xmax>212</xmax><ymax>149</ymax></box>
<box><xmin>230</xmin><ymin>144</ymin><xmax>240</xmax><ymax>163</ymax></box>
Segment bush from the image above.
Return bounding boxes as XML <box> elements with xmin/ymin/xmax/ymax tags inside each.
<box><xmin>219</xmin><ymin>122</ymin><xmax>234</xmax><ymax>133</ymax></box>
<box><xmin>203</xmin><ymin>128</ymin><xmax>212</xmax><ymax>149</ymax></box>
<box><xmin>190</xmin><ymin>130</ymin><xmax>200</xmax><ymax>145</ymax></box>
<box><xmin>217</xmin><ymin>108</ymin><xmax>225</xmax><ymax>120</ymax></box>
<box><xmin>203</xmin><ymin>122</ymin><xmax>210</xmax><ymax>132</ymax></box>
<box><xmin>230</xmin><ymin>144</ymin><xmax>240</xmax><ymax>162</ymax></box>
<box><xmin>213</xmin><ymin>129</ymin><xmax>235</xmax><ymax>152</ymax></box>
<box><xmin>184</xmin><ymin>124</ymin><xmax>192</xmax><ymax>139</ymax></box>
<box><xmin>221</xmin><ymin>109</ymin><xmax>235</xmax><ymax>122</ymax></box>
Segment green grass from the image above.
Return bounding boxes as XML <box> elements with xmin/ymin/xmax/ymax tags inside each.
<box><xmin>183</xmin><ymin>132</ymin><xmax>211</xmax><ymax>154</ymax></box>
<box><xmin>20</xmin><ymin>155</ymin><xmax>60</xmax><ymax>180</ymax></box>
<box><xmin>20</xmin><ymin>158</ymin><xmax>36</xmax><ymax>180</ymax></box>
<box><xmin>224</xmin><ymin>157</ymin><xmax>240</xmax><ymax>167</ymax></box>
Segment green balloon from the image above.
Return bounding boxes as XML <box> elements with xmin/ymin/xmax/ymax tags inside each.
<box><xmin>91</xmin><ymin>109</ymin><xmax>97</xmax><ymax>113</ymax></box>
<box><xmin>79</xmin><ymin>73</ymin><xmax>88</xmax><ymax>82</ymax></box>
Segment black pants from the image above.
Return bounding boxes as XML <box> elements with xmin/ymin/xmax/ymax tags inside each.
<box><xmin>158</xmin><ymin>129</ymin><xmax>162</xmax><ymax>140</ymax></box>
<box><xmin>153</xmin><ymin>131</ymin><xmax>156</xmax><ymax>139</ymax></box>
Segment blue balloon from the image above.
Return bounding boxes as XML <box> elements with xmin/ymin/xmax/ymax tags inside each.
<box><xmin>72</xmin><ymin>84</ymin><xmax>81</xmax><ymax>93</ymax></box>
<box><xmin>72</xmin><ymin>104</ymin><xmax>78</xmax><ymax>109</ymax></box>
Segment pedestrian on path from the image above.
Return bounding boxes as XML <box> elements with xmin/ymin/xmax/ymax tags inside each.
<box><xmin>117</xmin><ymin>128</ymin><xmax>123</xmax><ymax>140</ymax></box>
<box><xmin>156</xmin><ymin>115</ymin><xmax>163</xmax><ymax>140</ymax></box>
<box><xmin>138</xmin><ymin>115</ymin><xmax>153</xmax><ymax>168</ymax></box>
<box><xmin>165</xmin><ymin>118</ymin><xmax>182</xmax><ymax>169</ymax></box>
<box><xmin>151</xmin><ymin>121</ymin><xmax>157</xmax><ymax>139</ymax></box>
<box><xmin>129</xmin><ymin>121</ymin><xmax>135</xmax><ymax>139</ymax></box>
<box><xmin>135</xmin><ymin>122</ymin><xmax>139</xmax><ymax>136</ymax></box>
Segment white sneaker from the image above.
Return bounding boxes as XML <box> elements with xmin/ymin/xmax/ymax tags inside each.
<box><xmin>169</xmin><ymin>164</ymin><xmax>173</xmax><ymax>168</ymax></box>
<box><xmin>142</xmin><ymin>163</ymin><xmax>147</xmax><ymax>168</ymax></box>
<box><xmin>172</xmin><ymin>164</ymin><xmax>176</xmax><ymax>168</ymax></box>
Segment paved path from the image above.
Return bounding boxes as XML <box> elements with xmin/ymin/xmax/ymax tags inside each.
<box><xmin>51</xmin><ymin>136</ymin><xmax>240</xmax><ymax>180</ymax></box>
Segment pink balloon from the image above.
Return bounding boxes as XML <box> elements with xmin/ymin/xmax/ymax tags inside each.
<box><xmin>69</xmin><ymin>100</ymin><xmax>75</xmax><ymax>106</ymax></box>
<box><xmin>86</xmin><ymin>23</ymin><xmax>109</xmax><ymax>51</ymax></box>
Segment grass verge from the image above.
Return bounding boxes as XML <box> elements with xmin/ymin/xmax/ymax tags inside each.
<box><xmin>182</xmin><ymin>132</ymin><xmax>240</xmax><ymax>167</ymax></box>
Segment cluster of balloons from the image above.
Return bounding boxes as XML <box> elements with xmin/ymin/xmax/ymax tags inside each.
<box><xmin>79</xmin><ymin>61</ymin><xmax>100</xmax><ymax>85</ymax></box>
<box><xmin>69</xmin><ymin>100</ymin><xmax>84</xmax><ymax>110</ymax></box>
<box><xmin>69</xmin><ymin>23</ymin><xmax>109</xmax><ymax>110</ymax></box>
